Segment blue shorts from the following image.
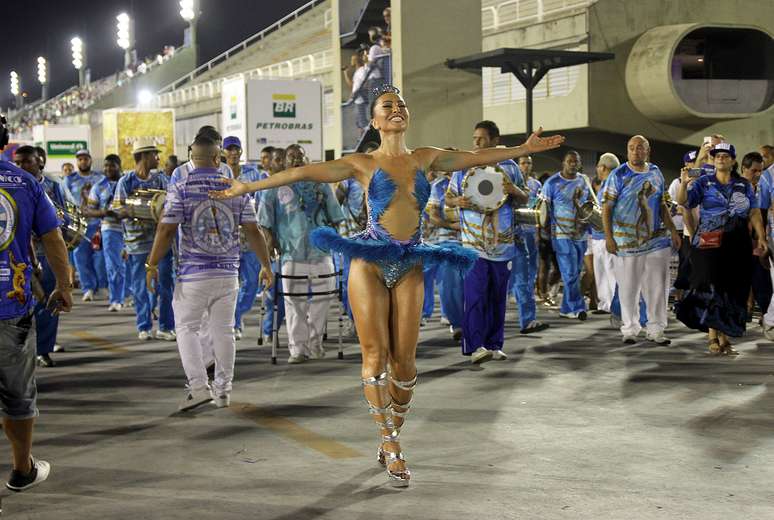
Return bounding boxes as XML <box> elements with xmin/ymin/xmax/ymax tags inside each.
<box><xmin>0</xmin><ymin>312</ymin><xmax>39</xmax><ymax>419</ymax></box>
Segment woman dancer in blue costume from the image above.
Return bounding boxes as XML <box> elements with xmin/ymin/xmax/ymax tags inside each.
<box><xmin>211</xmin><ymin>86</ymin><xmax>564</xmax><ymax>487</ymax></box>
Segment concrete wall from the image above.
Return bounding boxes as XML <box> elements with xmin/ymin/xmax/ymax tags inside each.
<box><xmin>392</xmin><ymin>0</ymin><xmax>482</xmax><ymax>151</ymax></box>
<box><xmin>588</xmin><ymin>0</ymin><xmax>774</xmax><ymax>155</ymax></box>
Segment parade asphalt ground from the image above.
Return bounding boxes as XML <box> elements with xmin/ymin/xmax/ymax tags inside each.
<box><xmin>1</xmin><ymin>293</ymin><xmax>773</xmax><ymax>519</ymax></box>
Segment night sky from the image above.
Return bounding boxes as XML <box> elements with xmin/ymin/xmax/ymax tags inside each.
<box><xmin>1</xmin><ymin>0</ymin><xmax>311</xmax><ymax>108</ymax></box>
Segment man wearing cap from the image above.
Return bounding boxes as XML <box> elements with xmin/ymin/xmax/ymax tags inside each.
<box><xmin>0</xmin><ymin>117</ymin><xmax>72</xmax><ymax>492</ymax></box>
<box><xmin>145</xmin><ymin>133</ymin><xmax>272</xmax><ymax>410</ymax></box>
<box><xmin>113</xmin><ymin>139</ymin><xmax>175</xmax><ymax>341</ymax></box>
<box><xmin>589</xmin><ymin>152</ymin><xmax>620</xmax><ymax>314</ymax></box>
<box><xmin>64</xmin><ymin>149</ymin><xmax>106</xmax><ymax>302</ymax></box>
<box><xmin>603</xmin><ymin>135</ymin><xmax>680</xmax><ymax>345</ymax></box>
<box><xmin>223</xmin><ymin>136</ymin><xmax>265</xmax><ymax>340</ymax></box>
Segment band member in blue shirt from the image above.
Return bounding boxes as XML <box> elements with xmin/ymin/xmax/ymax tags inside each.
<box><xmin>0</xmin><ymin>119</ymin><xmax>72</xmax><ymax>492</ymax></box>
<box><xmin>447</xmin><ymin>121</ymin><xmax>535</xmax><ymax>364</ymax></box>
<box><xmin>64</xmin><ymin>149</ymin><xmax>105</xmax><ymax>302</ymax></box>
<box><xmin>114</xmin><ymin>139</ymin><xmax>175</xmax><ymax>341</ymax></box>
<box><xmin>603</xmin><ymin>136</ymin><xmax>680</xmax><ymax>345</ymax></box>
<box><xmin>13</xmin><ymin>146</ymin><xmax>73</xmax><ymax>368</ymax></box>
<box><xmin>85</xmin><ymin>154</ymin><xmax>125</xmax><ymax>312</ymax></box>
<box><xmin>223</xmin><ymin>136</ymin><xmax>266</xmax><ymax>340</ymax></box>
<box><xmin>541</xmin><ymin>151</ymin><xmax>592</xmax><ymax>320</ymax></box>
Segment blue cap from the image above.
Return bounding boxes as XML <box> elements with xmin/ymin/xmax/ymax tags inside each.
<box><xmin>223</xmin><ymin>136</ymin><xmax>242</xmax><ymax>149</ymax></box>
<box><xmin>683</xmin><ymin>150</ymin><xmax>697</xmax><ymax>164</ymax></box>
<box><xmin>709</xmin><ymin>142</ymin><xmax>736</xmax><ymax>159</ymax></box>
<box><xmin>75</xmin><ymin>149</ymin><xmax>91</xmax><ymax>157</ymax></box>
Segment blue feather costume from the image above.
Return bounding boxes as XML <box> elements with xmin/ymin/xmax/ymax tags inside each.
<box><xmin>311</xmin><ymin>168</ymin><xmax>478</xmax><ymax>288</ymax></box>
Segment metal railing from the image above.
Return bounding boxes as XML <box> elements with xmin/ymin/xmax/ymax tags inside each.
<box><xmin>156</xmin><ymin>49</ymin><xmax>334</xmax><ymax>108</ymax></box>
<box><xmin>157</xmin><ymin>0</ymin><xmax>329</xmax><ymax>94</ymax></box>
<box><xmin>481</xmin><ymin>0</ymin><xmax>597</xmax><ymax>32</ymax></box>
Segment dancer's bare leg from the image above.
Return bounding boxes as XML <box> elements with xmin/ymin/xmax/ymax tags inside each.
<box><xmin>348</xmin><ymin>259</ymin><xmax>398</xmax><ymax>467</ymax></box>
<box><xmin>386</xmin><ymin>264</ymin><xmax>423</xmax><ymax>474</ymax></box>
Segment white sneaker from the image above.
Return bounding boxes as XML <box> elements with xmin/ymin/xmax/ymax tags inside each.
<box><xmin>155</xmin><ymin>330</ymin><xmax>176</xmax><ymax>341</ymax></box>
<box><xmin>234</xmin><ymin>328</ymin><xmax>242</xmax><ymax>340</ymax></box>
<box><xmin>138</xmin><ymin>330</ymin><xmax>152</xmax><ymax>341</ymax></box>
<box><xmin>53</xmin><ymin>344</ymin><xmax>65</xmax><ymax>353</ymax></box>
<box><xmin>108</xmin><ymin>303</ymin><xmax>122</xmax><ymax>312</ymax></box>
<box><xmin>559</xmin><ymin>311</ymin><xmax>579</xmax><ymax>319</ymax></box>
<box><xmin>5</xmin><ymin>457</ymin><xmax>51</xmax><ymax>492</ymax></box>
<box><xmin>262</xmin><ymin>334</ymin><xmax>273</xmax><ymax>345</ymax></box>
<box><xmin>492</xmin><ymin>349</ymin><xmax>508</xmax><ymax>360</ymax></box>
<box><xmin>471</xmin><ymin>346</ymin><xmax>493</xmax><ymax>364</ymax></box>
<box><xmin>82</xmin><ymin>290</ymin><xmax>94</xmax><ymax>302</ymax></box>
<box><xmin>308</xmin><ymin>348</ymin><xmax>326</xmax><ymax>360</ymax></box>
<box><xmin>646</xmin><ymin>332</ymin><xmax>671</xmax><ymax>345</ymax></box>
<box><xmin>610</xmin><ymin>315</ymin><xmax>623</xmax><ymax>329</ymax></box>
<box><xmin>440</xmin><ymin>316</ymin><xmax>451</xmax><ymax>326</ymax></box>
<box><xmin>178</xmin><ymin>387</ymin><xmax>213</xmax><ymax>411</ymax></box>
<box><xmin>213</xmin><ymin>392</ymin><xmax>231</xmax><ymax>408</ymax></box>
<box><xmin>764</xmin><ymin>325</ymin><xmax>774</xmax><ymax>341</ymax></box>
<box><xmin>622</xmin><ymin>335</ymin><xmax>637</xmax><ymax>345</ymax></box>
<box><xmin>287</xmin><ymin>355</ymin><xmax>307</xmax><ymax>364</ymax></box>
<box><xmin>420</xmin><ymin>317</ymin><xmax>428</xmax><ymax>327</ymax></box>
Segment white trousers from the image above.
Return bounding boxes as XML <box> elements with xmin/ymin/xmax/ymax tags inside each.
<box><xmin>612</xmin><ymin>247</ymin><xmax>671</xmax><ymax>337</ymax></box>
<box><xmin>764</xmin><ymin>267</ymin><xmax>774</xmax><ymax>327</ymax></box>
<box><xmin>172</xmin><ymin>276</ymin><xmax>239</xmax><ymax>393</ymax></box>
<box><xmin>590</xmin><ymin>238</ymin><xmax>616</xmax><ymax>312</ymax></box>
<box><xmin>281</xmin><ymin>257</ymin><xmax>336</xmax><ymax>358</ymax></box>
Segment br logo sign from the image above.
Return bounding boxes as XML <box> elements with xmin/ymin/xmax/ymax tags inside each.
<box><xmin>272</xmin><ymin>94</ymin><xmax>297</xmax><ymax>118</ymax></box>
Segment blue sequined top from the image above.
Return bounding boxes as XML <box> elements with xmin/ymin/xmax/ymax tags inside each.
<box><xmin>311</xmin><ymin>168</ymin><xmax>478</xmax><ymax>288</ymax></box>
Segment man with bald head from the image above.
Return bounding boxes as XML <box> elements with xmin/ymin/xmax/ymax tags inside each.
<box><xmin>602</xmin><ymin>136</ymin><xmax>680</xmax><ymax>345</ymax></box>
<box><xmin>146</xmin><ymin>135</ymin><xmax>272</xmax><ymax>410</ymax></box>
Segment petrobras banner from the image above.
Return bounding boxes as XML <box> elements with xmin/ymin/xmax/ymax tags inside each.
<box><xmin>246</xmin><ymin>79</ymin><xmax>323</xmax><ymax>162</ymax></box>
<box><xmin>221</xmin><ymin>76</ymin><xmax>247</xmax><ymax>149</ymax></box>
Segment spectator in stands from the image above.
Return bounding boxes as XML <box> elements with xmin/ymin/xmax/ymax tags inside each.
<box><xmin>258</xmin><ymin>144</ymin><xmax>345</xmax><ymax>363</ymax></box>
<box><xmin>348</xmin><ymin>47</ymin><xmax>371</xmax><ymax>132</ymax></box>
<box><xmin>366</xmin><ymin>27</ymin><xmax>391</xmax><ymax>102</ymax></box>
<box><xmin>382</xmin><ymin>7</ymin><xmax>392</xmax><ymax>47</ymax></box>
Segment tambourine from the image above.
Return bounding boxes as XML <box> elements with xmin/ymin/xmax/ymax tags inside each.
<box><xmin>461</xmin><ymin>165</ymin><xmax>509</xmax><ymax>213</ymax></box>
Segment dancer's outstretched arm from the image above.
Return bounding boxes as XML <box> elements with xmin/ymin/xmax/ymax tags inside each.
<box><xmin>210</xmin><ymin>155</ymin><xmax>363</xmax><ymax>200</ymax></box>
<box><xmin>420</xmin><ymin>127</ymin><xmax>564</xmax><ymax>172</ymax></box>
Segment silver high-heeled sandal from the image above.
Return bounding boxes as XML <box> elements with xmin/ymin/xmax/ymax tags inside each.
<box><xmin>363</xmin><ymin>373</ymin><xmax>411</xmax><ymax>487</ymax></box>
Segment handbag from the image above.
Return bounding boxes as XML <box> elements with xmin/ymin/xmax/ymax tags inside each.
<box><xmin>697</xmin><ymin>229</ymin><xmax>723</xmax><ymax>249</ymax></box>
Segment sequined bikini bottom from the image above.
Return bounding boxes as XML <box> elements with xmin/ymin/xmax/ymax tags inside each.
<box><xmin>310</xmin><ymin>227</ymin><xmax>478</xmax><ymax>289</ymax></box>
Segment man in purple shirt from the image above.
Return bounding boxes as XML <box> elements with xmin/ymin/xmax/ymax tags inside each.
<box><xmin>146</xmin><ymin>134</ymin><xmax>272</xmax><ymax>411</ymax></box>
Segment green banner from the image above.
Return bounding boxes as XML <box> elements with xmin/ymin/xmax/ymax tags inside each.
<box><xmin>47</xmin><ymin>140</ymin><xmax>88</xmax><ymax>157</ymax></box>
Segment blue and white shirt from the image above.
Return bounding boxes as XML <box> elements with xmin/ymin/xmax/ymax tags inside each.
<box><xmin>448</xmin><ymin>159</ymin><xmax>523</xmax><ymax>261</ymax></box>
<box><xmin>36</xmin><ymin>175</ymin><xmax>74</xmax><ymax>257</ymax></box>
<box><xmin>338</xmin><ymin>177</ymin><xmax>366</xmax><ymax>237</ymax></box>
<box><xmin>522</xmin><ymin>176</ymin><xmax>542</xmax><ymax>234</ymax></box>
<box><xmin>162</xmin><ymin>167</ymin><xmax>256</xmax><ymax>282</ymax></box>
<box><xmin>88</xmin><ymin>177</ymin><xmax>122</xmax><ymax>233</ymax></box>
<box><xmin>114</xmin><ymin>170</ymin><xmax>168</xmax><ymax>255</ymax></box>
<box><xmin>0</xmin><ymin>161</ymin><xmax>59</xmax><ymax>319</ymax></box>
<box><xmin>426</xmin><ymin>175</ymin><xmax>459</xmax><ymax>243</ymax></box>
<box><xmin>258</xmin><ymin>182</ymin><xmax>345</xmax><ymax>263</ymax></box>
<box><xmin>602</xmin><ymin>163</ymin><xmax>670</xmax><ymax>256</ymax></box>
<box><xmin>540</xmin><ymin>172</ymin><xmax>592</xmax><ymax>241</ymax></box>
<box><xmin>235</xmin><ymin>164</ymin><xmax>264</xmax><ymax>252</ymax></box>
<box><xmin>686</xmin><ymin>174</ymin><xmax>758</xmax><ymax>242</ymax></box>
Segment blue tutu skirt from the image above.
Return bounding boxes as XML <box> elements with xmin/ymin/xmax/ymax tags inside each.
<box><xmin>311</xmin><ymin>227</ymin><xmax>477</xmax><ymax>288</ymax></box>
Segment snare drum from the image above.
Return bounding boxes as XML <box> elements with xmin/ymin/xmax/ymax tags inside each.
<box><xmin>56</xmin><ymin>202</ymin><xmax>88</xmax><ymax>249</ymax></box>
<box><xmin>513</xmin><ymin>197</ymin><xmax>550</xmax><ymax>228</ymax></box>
<box><xmin>125</xmin><ymin>189</ymin><xmax>167</xmax><ymax>222</ymax></box>
<box><xmin>577</xmin><ymin>200</ymin><xmax>603</xmax><ymax>233</ymax></box>
<box><xmin>461</xmin><ymin>165</ymin><xmax>509</xmax><ymax>213</ymax></box>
